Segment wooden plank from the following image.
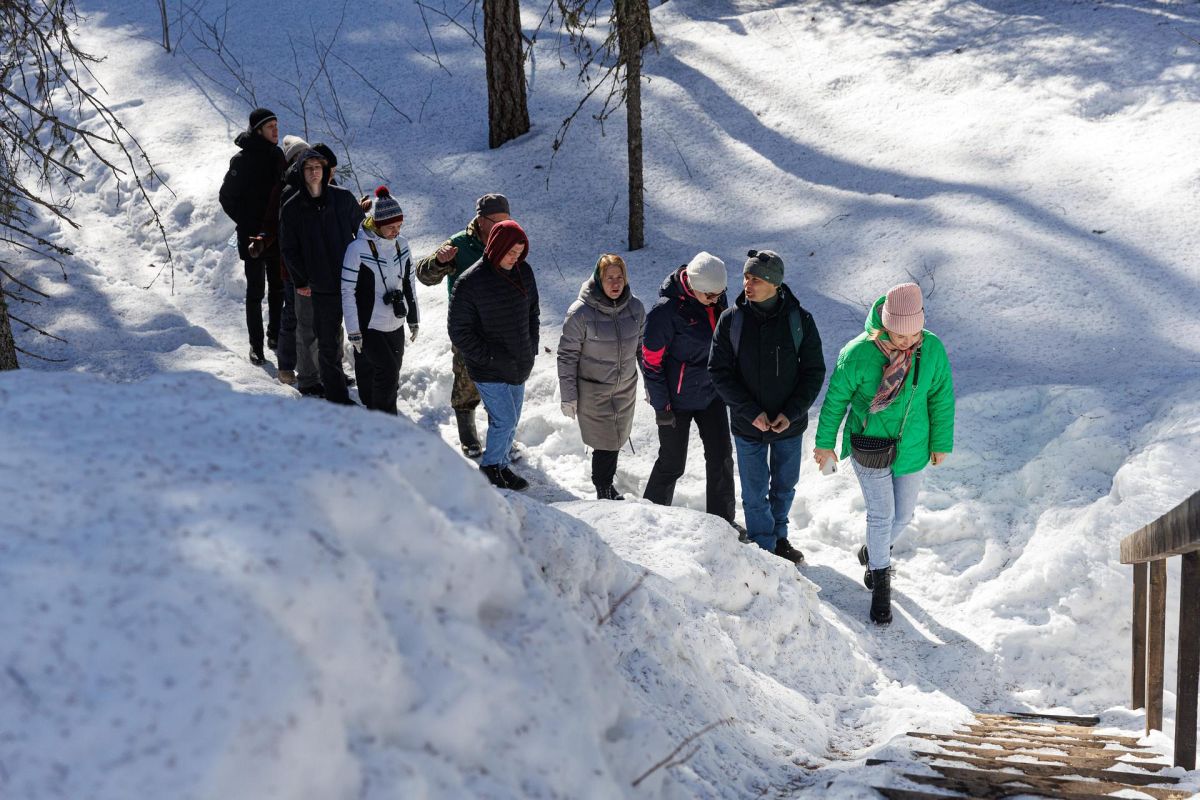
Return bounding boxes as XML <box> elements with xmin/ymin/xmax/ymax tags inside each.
<box><xmin>908</xmin><ymin>750</ymin><xmax>1180</xmax><ymax>786</ymax></box>
<box><xmin>969</xmin><ymin>719</ymin><xmax>1136</xmax><ymax>743</ymax></box>
<box><xmin>1148</xmin><ymin>558</ymin><xmax>1167</xmax><ymax>733</ymax></box>
<box><xmin>903</xmin><ymin>771</ymin><xmax>1130</xmax><ymax>800</ymax></box>
<box><xmin>907</xmin><ymin>734</ymin><xmax>1161</xmax><ymax>762</ymax></box>
<box><xmin>1176</xmin><ymin>550</ymin><xmax>1200</xmax><ymax>770</ymax></box>
<box><xmin>962</xmin><ymin>723</ymin><xmax>1140</xmax><ymax>747</ymax></box>
<box><xmin>1133</xmin><ymin>561</ymin><xmax>1148</xmax><ymax>710</ymax></box>
<box><xmin>1120</xmin><ymin>490</ymin><xmax>1200</xmax><ymax>564</ymax></box>
<box><xmin>934</xmin><ymin>742</ymin><xmax>1171</xmax><ymax>772</ymax></box>
<box><xmin>981</xmin><ymin>711</ymin><xmax>1101</xmax><ymax>727</ymax></box>
<box><xmin>919</xmin><ymin>765</ymin><xmax>1193</xmax><ymax>800</ymax></box>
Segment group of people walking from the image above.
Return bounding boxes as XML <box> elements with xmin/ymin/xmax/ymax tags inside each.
<box><xmin>218</xmin><ymin>107</ymin><xmax>956</xmax><ymax>625</ymax></box>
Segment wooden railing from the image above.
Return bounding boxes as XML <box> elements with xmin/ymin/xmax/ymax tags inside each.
<box><xmin>1121</xmin><ymin>489</ymin><xmax>1200</xmax><ymax>770</ymax></box>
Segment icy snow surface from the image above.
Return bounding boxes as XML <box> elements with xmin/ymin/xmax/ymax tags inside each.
<box><xmin>3</xmin><ymin>0</ymin><xmax>1200</xmax><ymax>797</ymax></box>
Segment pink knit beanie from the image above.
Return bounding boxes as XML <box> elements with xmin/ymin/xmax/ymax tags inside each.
<box><xmin>882</xmin><ymin>283</ymin><xmax>924</xmax><ymax>335</ymax></box>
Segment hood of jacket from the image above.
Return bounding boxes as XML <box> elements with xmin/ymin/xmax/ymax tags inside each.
<box><xmin>579</xmin><ymin>275</ymin><xmax>631</xmax><ymax>316</ymax></box>
<box><xmin>234</xmin><ymin>129</ymin><xmax>274</xmax><ymax>152</ymax></box>
<box><xmin>283</xmin><ymin>149</ymin><xmax>333</xmax><ymax>202</ymax></box>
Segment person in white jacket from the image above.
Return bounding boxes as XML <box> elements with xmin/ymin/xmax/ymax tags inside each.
<box><xmin>341</xmin><ymin>186</ymin><xmax>419</xmax><ymax>414</ymax></box>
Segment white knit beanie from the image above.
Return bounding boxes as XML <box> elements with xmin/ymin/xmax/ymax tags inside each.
<box><xmin>685</xmin><ymin>251</ymin><xmax>727</xmax><ymax>294</ymax></box>
<box><xmin>281</xmin><ymin>135</ymin><xmax>311</xmax><ymax>166</ymax></box>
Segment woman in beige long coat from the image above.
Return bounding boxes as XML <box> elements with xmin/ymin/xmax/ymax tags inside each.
<box><xmin>557</xmin><ymin>254</ymin><xmax>647</xmax><ymax>500</ymax></box>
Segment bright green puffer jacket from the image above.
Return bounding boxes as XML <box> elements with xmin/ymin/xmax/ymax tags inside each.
<box><xmin>813</xmin><ymin>295</ymin><xmax>955</xmax><ymax>475</ymax></box>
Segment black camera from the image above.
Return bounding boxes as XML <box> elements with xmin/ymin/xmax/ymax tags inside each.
<box><xmin>382</xmin><ymin>289</ymin><xmax>406</xmax><ymax>318</ymax></box>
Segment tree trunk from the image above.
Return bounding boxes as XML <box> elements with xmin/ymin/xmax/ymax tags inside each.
<box><xmin>0</xmin><ymin>279</ymin><xmax>19</xmax><ymax>370</ymax></box>
<box><xmin>616</xmin><ymin>0</ymin><xmax>653</xmax><ymax>251</ymax></box>
<box><xmin>484</xmin><ymin>0</ymin><xmax>530</xmax><ymax>149</ymax></box>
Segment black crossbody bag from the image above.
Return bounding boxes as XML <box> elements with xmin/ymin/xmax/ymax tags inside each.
<box><xmin>850</xmin><ymin>348</ymin><xmax>921</xmax><ymax>469</ymax></box>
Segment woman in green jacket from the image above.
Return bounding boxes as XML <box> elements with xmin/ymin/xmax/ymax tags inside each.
<box><xmin>813</xmin><ymin>283</ymin><xmax>955</xmax><ymax>625</ymax></box>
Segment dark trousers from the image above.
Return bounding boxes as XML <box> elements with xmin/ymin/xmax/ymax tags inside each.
<box><xmin>354</xmin><ymin>328</ymin><xmax>405</xmax><ymax>414</ymax></box>
<box><xmin>244</xmin><ymin>250</ymin><xmax>283</xmax><ymax>352</ymax></box>
<box><xmin>278</xmin><ymin>276</ymin><xmax>297</xmax><ymax>371</ymax></box>
<box><xmin>644</xmin><ymin>397</ymin><xmax>736</xmax><ymax>523</ymax></box>
<box><xmin>311</xmin><ymin>292</ymin><xmax>350</xmax><ymax>404</ymax></box>
<box><xmin>592</xmin><ymin>449</ymin><xmax>619</xmax><ymax>489</ymax></box>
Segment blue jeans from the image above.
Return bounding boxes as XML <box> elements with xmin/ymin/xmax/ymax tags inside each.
<box><xmin>475</xmin><ymin>382</ymin><xmax>525</xmax><ymax>468</ymax></box>
<box><xmin>850</xmin><ymin>460</ymin><xmax>925</xmax><ymax>570</ymax></box>
<box><xmin>733</xmin><ymin>435</ymin><xmax>803</xmax><ymax>552</ymax></box>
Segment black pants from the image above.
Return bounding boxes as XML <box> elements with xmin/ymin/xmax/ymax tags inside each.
<box><xmin>244</xmin><ymin>250</ymin><xmax>283</xmax><ymax>352</ymax></box>
<box><xmin>644</xmin><ymin>397</ymin><xmax>736</xmax><ymax>523</ymax></box>
<box><xmin>592</xmin><ymin>449</ymin><xmax>619</xmax><ymax>489</ymax></box>
<box><xmin>354</xmin><ymin>327</ymin><xmax>405</xmax><ymax>414</ymax></box>
<box><xmin>311</xmin><ymin>292</ymin><xmax>350</xmax><ymax>404</ymax></box>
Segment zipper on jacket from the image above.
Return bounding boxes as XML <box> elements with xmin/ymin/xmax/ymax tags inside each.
<box><xmin>676</xmin><ymin>362</ymin><xmax>686</xmax><ymax>395</ymax></box>
<box><xmin>775</xmin><ymin>346</ymin><xmax>780</xmax><ymax>377</ymax></box>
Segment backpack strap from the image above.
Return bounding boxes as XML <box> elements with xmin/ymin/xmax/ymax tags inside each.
<box><xmin>788</xmin><ymin>307</ymin><xmax>804</xmax><ymax>354</ymax></box>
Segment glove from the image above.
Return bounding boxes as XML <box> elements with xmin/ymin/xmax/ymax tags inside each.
<box><xmin>409</xmin><ymin>324</ymin><xmax>419</xmax><ymax>342</ymax></box>
<box><xmin>247</xmin><ymin>235</ymin><xmax>266</xmax><ymax>259</ymax></box>
<box><xmin>348</xmin><ymin>332</ymin><xmax>363</xmax><ymax>353</ymax></box>
<box><xmin>655</xmin><ymin>409</ymin><xmax>675</xmax><ymax>427</ymax></box>
<box><xmin>561</xmin><ymin>401</ymin><xmax>576</xmax><ymax>419</ymax></box>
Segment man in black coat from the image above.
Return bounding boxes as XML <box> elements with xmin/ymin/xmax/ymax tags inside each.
<box><xmin>278</xmin><ymin>150</ymin><xmax>364</xmax><ymax>405</ymax></box>
<box><xmin>218</xmin><ymin>107</ymin><xmax>286</xmax><ymax>365</ymax></box>
<box><xmin>709</xmin><ymin>250</ymin><xmax>825</xmax><ymax>563</ymax></box>
<box><xmin>447</xmin><ymin>220</ymin><xmax>538</xmax><ymax>491</ymax></box>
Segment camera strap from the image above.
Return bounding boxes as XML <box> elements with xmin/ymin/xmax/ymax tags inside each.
<box><xmin>365</xmin><ymin>238</ymin><xmax>394</xmax><ymax>294</ymax></box>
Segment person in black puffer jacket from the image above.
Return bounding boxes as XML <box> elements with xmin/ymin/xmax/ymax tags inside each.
<box><xmin>218</xmin><ymin>107</ymin><xmax>286</xmax><ymax>365</ymax></box>
<box><xmin>709</xmin><ymin>250</ymin><xmax>826</xmax><ymax>563</ymax></box>
<box><xmin>278</xmin><ymin>149</ymin><xmax>364</xmax><ymax>405</ymax></box>
<box><xmin>448</xmin><ymin>220</ymin><xmax>539</xmax><ymax>491</ymax></box>
<box><xmin>639</xmin><ymin>252</ymin><xmax>736</xmax><ymax>524</ymax></box>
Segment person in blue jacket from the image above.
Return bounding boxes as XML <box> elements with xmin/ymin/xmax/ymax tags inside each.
<box><xmin>639</xmin><ymin>252</ymin><xmax>736</xmax><ymax>525</ymax></box>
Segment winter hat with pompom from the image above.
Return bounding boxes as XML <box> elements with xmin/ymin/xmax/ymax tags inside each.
<box><xmin>371</xmin><ymin>186</ymin><xmax>404</xmax><ymax>227</ymax></box>
<box><xmin>881</xmin><ymin>282</ymin><xmax>925</xmax><ymax>335</ymax></box>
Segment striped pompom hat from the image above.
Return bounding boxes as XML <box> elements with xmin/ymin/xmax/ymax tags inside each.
<box><xmin>371</xmin><ymin>186</ymin><xmax>403</xmax><ymax>227</ymax></box>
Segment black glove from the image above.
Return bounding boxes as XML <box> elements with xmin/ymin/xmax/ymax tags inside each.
<box><xmin>655</xmin><ymin>409</ymin><xmax>675</xmax><ymax>427</ymax></box>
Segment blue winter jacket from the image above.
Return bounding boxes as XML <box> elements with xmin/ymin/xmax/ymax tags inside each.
<box><xmin>639</xmin><ymin>267</ymin><xmax>729</xmax><ymax>413</ymax></box>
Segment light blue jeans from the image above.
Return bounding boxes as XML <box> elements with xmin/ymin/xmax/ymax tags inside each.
<box><xmin>733</xmin><ymin>435</ymin><xmax>803</xmax><ymax>552</ymax></box>
<box><xmin>475</xmin><ymin>382</ymin><xmax>525</xmax><ymax>468</ymax></box>
<box><xmin>850</xmin><ymin>460</ymin><xmax>925</xmax><ymax>570</ymax></box>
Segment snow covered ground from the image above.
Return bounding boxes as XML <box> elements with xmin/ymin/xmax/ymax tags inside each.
<box><xmin>4</xmin><ymin>0</ymin><xmax>1200</xmax><ymax>796</ymax></box>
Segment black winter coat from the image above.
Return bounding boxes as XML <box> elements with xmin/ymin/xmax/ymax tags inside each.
<box><xmin>447</xmin><ymin>258</ymin><xmax>540</xmax><ymax>385</ymax></box>
<box><xmin>639</xmin><ymin>267</ymin><xmax>728</xmax><ymax>413</ymax></box>
<box><xmin>278</xmin><ymin>169</ymin><xmax>364</xmax><ymax>294</ymax></box>
<box><xmin>709</xmin><ymin>285</ymin><xmax>826</xmax><ymax>442</ymax></box>
<box><xmin>218</xmin><ymin>131</ymin><xmax>285</xmax><ymax>259</ymax></box>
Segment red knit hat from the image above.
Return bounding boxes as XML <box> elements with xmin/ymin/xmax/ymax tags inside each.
<box><xmin>483</xmin><ymin>219</ymin><xmax>529</xmax><ymax>266</ymax></box>
<box><xmin>882</xmin><ymin>283</ymin><xmax>925</xmax><ymax>335</ymax></box>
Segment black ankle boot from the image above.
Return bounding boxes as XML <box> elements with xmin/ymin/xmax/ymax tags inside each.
<box><xmin>595</xmin><ymin>485</ymin><xmax>624</xmax><ymax>501</ymax></box>
<box><xmin>480</xmin><ymin>464</ymin><xmax>507</xmax><ymax>488</ymax></box>
<box><xmin>869</xmin><ymin>568</ymin><xmax>892</xmax><ymax>625</ymax></box>
<box><xmin>456</xmin><ymin>410</ymin><xmax>482</xmax><ymax>458</ymax></box>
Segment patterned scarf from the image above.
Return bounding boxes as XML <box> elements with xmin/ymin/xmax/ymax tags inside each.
<box><xmin>869</xmin><ymin>334</ymin><xmax>923</xmax><ymax>414</ymax></box>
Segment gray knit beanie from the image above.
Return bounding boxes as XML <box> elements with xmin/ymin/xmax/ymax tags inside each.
<box><xmin>281</xmin><ymin>135</ymin><xmax>310</xmax><ymax>165</ymax></box>
<box><xmin>743</xmin><ymin>249</ymin><xmax>784</xmax><ymax>286</ymax></box>
<box><xmin>475</xmin><ymin>193</ymin><xmax>510</xmax><ymax>217</ymax></box>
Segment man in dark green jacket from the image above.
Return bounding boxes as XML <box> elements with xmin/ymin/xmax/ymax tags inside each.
<box><xmin>709</xmin><ymin>250</ymin><xmax>825</xmax><ymax>564</ymax></box>
<box><xmin>416</xmin><ymin>193</ymin><xmax>511</xmax><ymax>457</ymax></box>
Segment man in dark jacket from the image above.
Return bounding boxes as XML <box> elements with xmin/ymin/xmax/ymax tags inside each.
<box><xmin>278</xmin><ymin>150</ymin><xmax>364</xmax><ymax>405</ymax></box>
<box><xmin>218</xmin><ymin>107</ymin><xmax>285</xmax><ymax>365</ymax></box>
<box><xmin>709</xmin><ymin>250</ymin><xmax>825</xmax><ymax>563</ymax></box>
<box><xmin>640</xmin><ymin>252</ymin><xmax>736</xmax><ymax>524</ymax></box>
<box><xmin>447</xmin><ymin>220</ymin><xmax>538</xmax><ymax>491</ymax></box>
<box><xmin>416</xmin><ymin>193</ymin><xmax>511</xmax><ymax>457</ymax></box>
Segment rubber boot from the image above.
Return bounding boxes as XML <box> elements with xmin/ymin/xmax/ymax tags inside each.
<box><xmin>456</xmin><ymin>409</ymin><xmax>482</xmax><ymax>458</ymax></box>
<box><xmin>869</xmin><ymin>568</ymin><xmax>892</xmax><ymax>625</ymax></box>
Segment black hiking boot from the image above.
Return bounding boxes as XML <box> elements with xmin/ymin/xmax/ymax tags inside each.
<box><xmin>249</xmin><ymin>348</ymin><xmax>266</xmax><ymax>366</ymax></box>
<box><xmin>731</xmin><ymin>522</ymin><xmax>750</xmax><ymax>543</ymax></box>
<box><xmin>499</xmin><ymin>466</ymin><xmax>529</xmax><ymax>491</ymax></box>
<box><xmin>869</xmin><ymin>568</ymin><xmax>893</xmax><ymax>625</ymax></box>
<box><xmin>298</xmin><ymin>383</ymin><xmax>325</xmax><ymax>398</ymax></box>
<box><xmin>456</xmin><ymin>410</ymin><xmax>482</xmax><ymax>458</ymax></box>
<box><xmin>267</xmin><ymin>335</ymin><xmax>278</xmax><ymax>351</ymax></box>
<box><xmin>859</xmin><ymin>544</ymin><xmax>895</xmax><ymax>589</ymax></box>
<box><xmin>596</xmin><ymin>485</ymin><xmax>625</xmax><ymax>501</ymax></box>
<box><xmin>480</xmin><ymin>464</ymin><xmax>508</xmax><ymax>488</ymax></box>
<box><xmin>774</xmin><ymin>539</ymin><xmax>806</xmax><ymax>565</ymax></box>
